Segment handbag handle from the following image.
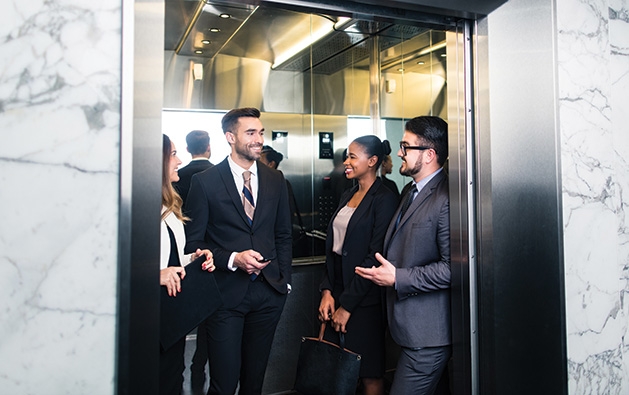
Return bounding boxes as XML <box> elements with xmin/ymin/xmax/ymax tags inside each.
<box><xmin>318</xmin><ymin>322</ymin><xmax>347</xmax><ymax>349</ymax></box>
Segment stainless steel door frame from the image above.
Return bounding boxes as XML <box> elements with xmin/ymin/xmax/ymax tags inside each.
<box><xmin>118</xmin><ymin>0</ymin><xmax>480</xmax><ymax>393</ymax></box>
<box><xmin>117</xmin><ymin>0</ymin><xmax>164</xmax><ymax>393</ymax></box>
<box><xmin>447</xmin><ymin>19</ymin><xmax>478</xmax><ymax>395</ymax></box>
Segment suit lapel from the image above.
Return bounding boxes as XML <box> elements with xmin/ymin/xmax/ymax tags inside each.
<box><xmin>345</xmin><ymin>180</ymin><xmax>380</xmax><ymax>237</ymax></box>
<box><xmin>329</xmin><ymin>185</ymin><xmax>356</xmax><ymax>225</ymax></box>
<box><xmin>217</xmin><ymin>159</ymin><xmax>251</xmax><ymax>226</ymax></box>
<box><xmin>383</xmin><ymin>203</ymin><xmax>400</xmax><ymax>255</ymax></box>
<box><xmin>384</xmin><ymin>182</ymin><xmax>414</xmax><ymax>254</ymax></box>
<box><xmin>254</xmin><ymin>163</ymin><xmax>270</xmax><ymax>228</ymax></box>
<box><xmin>385</xmin><ymin>171</ymin><xmax>445</xmax><ymax>252</ymax></box>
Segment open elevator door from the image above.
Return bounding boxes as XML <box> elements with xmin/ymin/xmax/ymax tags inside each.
<box><xmin>118</xmin><ymin>0</ymin><xmax>508</xmax><ymax>392</ymax></box>
<box><xmin>161</xmin><ymin>0</ymin><xmax>479</xmax><ymax>393</ymax></box>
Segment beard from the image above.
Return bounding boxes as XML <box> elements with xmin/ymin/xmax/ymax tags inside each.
<box><xmin>235</xmin><ymin>142</ymin><xmax>262</xmax><ymax>162</ymax></box>
<box><xmin>399</xmin><ymin>157</ymin><xmax>421</xmax><ymax>177</ymax></box>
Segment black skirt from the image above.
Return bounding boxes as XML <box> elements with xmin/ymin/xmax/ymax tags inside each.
<box><xmin>324</xmin><ymin>254</ymin><xmax>385</xmax><ymax>378</ymax></box>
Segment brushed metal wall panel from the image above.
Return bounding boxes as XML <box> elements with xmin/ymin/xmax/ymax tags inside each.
<box><xmin>476</xmin><ymin>0</ymin><xmax>568</xmax><ymax>393</ymax></box>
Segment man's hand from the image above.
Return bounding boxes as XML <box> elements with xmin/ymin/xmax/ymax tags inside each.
<box><xmin>233</xmin><ymin>249</ymin><xmax>269</xmax><ymax>275</ymax></box>
<box><xmin>354</xmin><ymin>252</ymin><xmax>396</xmax><ymax>287</ymax></box>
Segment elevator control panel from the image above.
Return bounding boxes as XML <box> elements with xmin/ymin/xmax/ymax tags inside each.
<box><xmin>319</xmin><ymin>132</ymin><xmax>334</xmax><ymax>159</ymax></box>
<box><xmin>318</xmin><ymin>194</ymin><xmax>335</xmax><ymax>231</ymax></box>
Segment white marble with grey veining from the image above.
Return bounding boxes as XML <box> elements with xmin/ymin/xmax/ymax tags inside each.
<box><xmin>0</xmin><ymin>0</ymin><xmax>121</xmax><ymax>393</ymax></box>
<box><xmin>559</xmin><ymin>0</ymin><xmax>629</xmax><ymax>393</ymax></box>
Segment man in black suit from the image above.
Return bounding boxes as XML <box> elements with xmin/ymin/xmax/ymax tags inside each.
<box><xmin>356</xmin><ymin>116</ymin><xmax>451</xmax><ymax>395</ymax></box>
<box><xmin>173</xmin><ymin>130</ymin><xmax>213</xmax><ymax>213</ymax></box>
<box><xmin>185</xmin><ymin>108</ymin><xmax>292</xmax><ymax>395</ymax></box>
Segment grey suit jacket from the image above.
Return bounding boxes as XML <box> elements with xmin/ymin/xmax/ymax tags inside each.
<box><xmin>383</xmin><ymin>169</ymin><xmax>451</xmax><ymax>348</ymax></box>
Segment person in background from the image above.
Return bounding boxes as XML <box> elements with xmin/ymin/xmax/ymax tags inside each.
<box><xmin>184</xmin><ymin>108</ymin><xmax>292</xmax><ymax>395</ymax></box>
<box><xmin>318</xmin><ymin>135</ymin><xmax>398</xmax><ymax>395</ymax></box>
<box><xmin>173</xmin><ymin>130</ymin><xmax>213</xmax><ymax>214</ymax></box>
<box><xmin>380</xmin><ymin>154</ymin><xmax>400</xmax><ymax>200</ymax></box>
<box><xmin>159</xmin><ymin>134</ymin><xmax>215</xmax><ymax>395</ymax></box>
<box><xmin>171</xmin><ymin>129</ymin><xmax>214</xmax><ymax>393</ymax></box>
<box><xmin>259</xmin><ymin>145</ymin><xmax>304</xmax><ymax>241</ymax></box>
<box><xmin>356</xmin><ymin>116</ymin><xmax>451</xmax><ymax>395</ymax></box>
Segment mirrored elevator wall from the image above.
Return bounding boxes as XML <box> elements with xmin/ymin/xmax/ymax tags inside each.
<box><xmin>161</xmin><ymin>2</ymin><xmax>467</xmax><ymax>393</ymax></box>
<box><xmin>163</xmin><ymin>1</ymin><xmax>450</xmax><ymax>261</ymax></box>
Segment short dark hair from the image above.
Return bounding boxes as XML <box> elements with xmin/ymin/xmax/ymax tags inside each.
<box><xmin>404</xmin><ymin>116</ymin><xmax>448</xmax><ymax>166</ymax></box>
<box><xmin>351</xmin><ymin>135</ymin><xmax>392</xmax><ymax>170</ymax></box>
<box><xmin>221</xmin><ymin>107</ymin><xmax>261</xmax><ymax>134</ymax></box>
<box><xmin>261</xmin><ymin>145</ymin><xmax>283</xmax><ymax>167</ymax></box>
<box><xmin>186</xmin><ymin>130</ymin><xmax>209</xmax><ymax>155</ymax></box>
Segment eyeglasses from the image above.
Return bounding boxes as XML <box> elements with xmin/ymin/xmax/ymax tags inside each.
<box><xmin>399</xmin><ymin>142</ymin><xmax>431</xmax><ymax>156</ymax></box>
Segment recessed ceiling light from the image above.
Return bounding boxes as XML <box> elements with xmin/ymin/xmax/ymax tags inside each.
<box><xmin>201</xmin><ymin>40</ymin><xmax>211</xmax><ymax>45</ymax></box>
<box><xmin>209</xmin><ymin>28</ymin><xmax>220</xmax><ymax>33</ymax></box>
<box><xmin>417</xmin><ymin>61</ymin><xmax>425</xmax><ymax>65</ymax></box>
<box><xmin>219</xmin><ymin>13</ymin><xmax>231</xmax><ymax>19</ymax></box>
<box><xmin>397</xmin><ymin>68</ymin><xmax>404</xmax><ymax>72</ymax></box>
<box><xmin>195</xmin><ymin>50</ymin><xmax>203</xmax><ymax>54</ymax></box>
<box><xmin>440</xmin><ymin>53</ymin><xmax>446</xmax><ymax>57</ymax></box>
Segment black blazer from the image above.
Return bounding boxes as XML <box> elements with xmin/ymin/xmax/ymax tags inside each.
<box><xmin>173</xmin><ymin>159</ymin><xmax>213</xmax><ymax>210</ymax></box>
<box><xmin>320</xmin><ymin>178</ymin><xmax>398</xmax><ymax>312</ymax></box>
<box><xmin>380</xmin><ymin>175</ymin><xmax>400</xmax><ymax>200</ymax></box>
<box><xmin>184</xmin><ymin>158</ymin><xmax>293</xmax><ymax>308</ymax></box>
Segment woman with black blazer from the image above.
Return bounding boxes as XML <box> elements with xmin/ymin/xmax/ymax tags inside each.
<box><xmin>160</xmin><ymin>134</ymin><xmax>215</xmax><ymax>395</ymax></box>
<box><xmin>318</xmin><ymin>135</ymin><xmax>398</xmax><ymax>395</ymax></box>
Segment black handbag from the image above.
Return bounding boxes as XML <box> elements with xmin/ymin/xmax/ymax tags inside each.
<box><xmin>294</xmin><ymin>322</ymin><xmax>362</xmax><ymax>395</ymax></box>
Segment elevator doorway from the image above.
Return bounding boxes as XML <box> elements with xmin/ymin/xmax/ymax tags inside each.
<box><xmin>163</xmin><ymin>2</ymin><xmax>475</xmax><ymax>391</ymax></box>
<box><xmin>119</xmin><ymin>0</ymin><xmax>477</xmax><ymax>393</ymax></box>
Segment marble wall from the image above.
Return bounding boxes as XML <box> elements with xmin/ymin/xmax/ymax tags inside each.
<box><xmin>0</xmin><ymin>0</ymin><xmax>121</xmax><ymax>393</ymax></box>
<box><xmin>559</xmin><ymin>0</ymin><xmax>629</xmax><ymax>393</ymax></box>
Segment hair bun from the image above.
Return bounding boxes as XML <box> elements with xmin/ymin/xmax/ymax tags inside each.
<box><xmin>381</xmin><ymin>139</ymin><xmax>392</xmax><ymax>156</ymax></box>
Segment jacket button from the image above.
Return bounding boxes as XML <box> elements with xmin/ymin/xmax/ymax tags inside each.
<box><xmin>342</xmin><ymin>251</ymin><xmax>348</xmax><ymax>256</ymax></box>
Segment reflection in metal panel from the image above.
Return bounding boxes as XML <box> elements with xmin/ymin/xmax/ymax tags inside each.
<box><xmin>160</xmin><ymin>1</ymin><xmax>470</xmax><ymax>393</ymax></box>
<box><xmin>164</xmin><ymin>0</ymin><xmax>450</xmax><ymax>115</ymax></box>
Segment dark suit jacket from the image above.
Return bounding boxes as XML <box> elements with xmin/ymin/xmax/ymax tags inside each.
<box><xmin>384</xmin><ymin>169</ymin><xmax>451</xmax><ymax>348</ymax></box>
<box><xmin>380</xmin><ymin>175</ymin><xmax>400</xmax><ymax>200</ymax></box>
<box><xmin>184</xmin><ymin>158</ymin><xmax>292</xmax><ymax>308</ymax></box>
<box><xmin>320</xmin><ymin>178</ymin><xmax>398</xmax><ymax>313</ymax></box>
<box><xmin>173</xmin><ymin>159</ymin><xmax>213</xmax><ymax>211</ymax></box>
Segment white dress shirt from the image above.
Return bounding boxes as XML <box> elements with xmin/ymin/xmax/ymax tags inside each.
<box><xmin>226</xmin><ymin>155</ymin><xmax>259</xmax><ymax>271</ymax></box>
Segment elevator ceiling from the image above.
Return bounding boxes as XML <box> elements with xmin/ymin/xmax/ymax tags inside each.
<box><xmin>164</xmin><ymin>0</ymin><xmax>447</xmax><ymax>75</ymax></box>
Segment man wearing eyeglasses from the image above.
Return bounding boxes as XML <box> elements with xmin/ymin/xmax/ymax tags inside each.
<box><xmin>356</xmin><ymin>116</ymin><xmax>450</xmax><ymax>395</ymax></box>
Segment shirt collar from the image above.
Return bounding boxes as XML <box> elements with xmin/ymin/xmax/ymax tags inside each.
<box><xmin>227</xmin><ymin>154</ymin><xmax>258</xmax><ymax>176</ymax></box>
<box><xmin>413</xmin><ymin>167</ymin><xmax>443</xmax><ymax>193</ymax></box>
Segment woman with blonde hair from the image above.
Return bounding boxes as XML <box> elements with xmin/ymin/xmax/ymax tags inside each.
<box><xmin>160</xmin><ymin>134</ymin><xmax>215</xmax><ymax>395</ymax></box>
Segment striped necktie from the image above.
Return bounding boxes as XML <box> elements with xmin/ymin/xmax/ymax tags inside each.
<box><xmin>243</xmin><ymin>170</ymin><xmax>259</xmax><ymax>281</ymax></box>
<box><xmin>242</xmin><ymin>170</ymin><xmax>255</xmax><ymax>225</ymax></box>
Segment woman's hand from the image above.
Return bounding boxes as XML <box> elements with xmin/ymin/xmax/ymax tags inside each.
<box><xmin>318</xmin><ymin>290</ymin><xmax>336</xmax><ymax>322</ymax></box>
<box><xmin>160</xmin><ymin>266</ymin><xmax>186</xmax><ymax>297</ymax></box>
<box><xmin>192</xmin><ymin>248</ymin><xmax>215</xmax><ymax>272</ymax></box>
<box><xmin>331</xmin><ymin>306</ymin><xmax>351</xmax><ymax>333</ymax></box>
